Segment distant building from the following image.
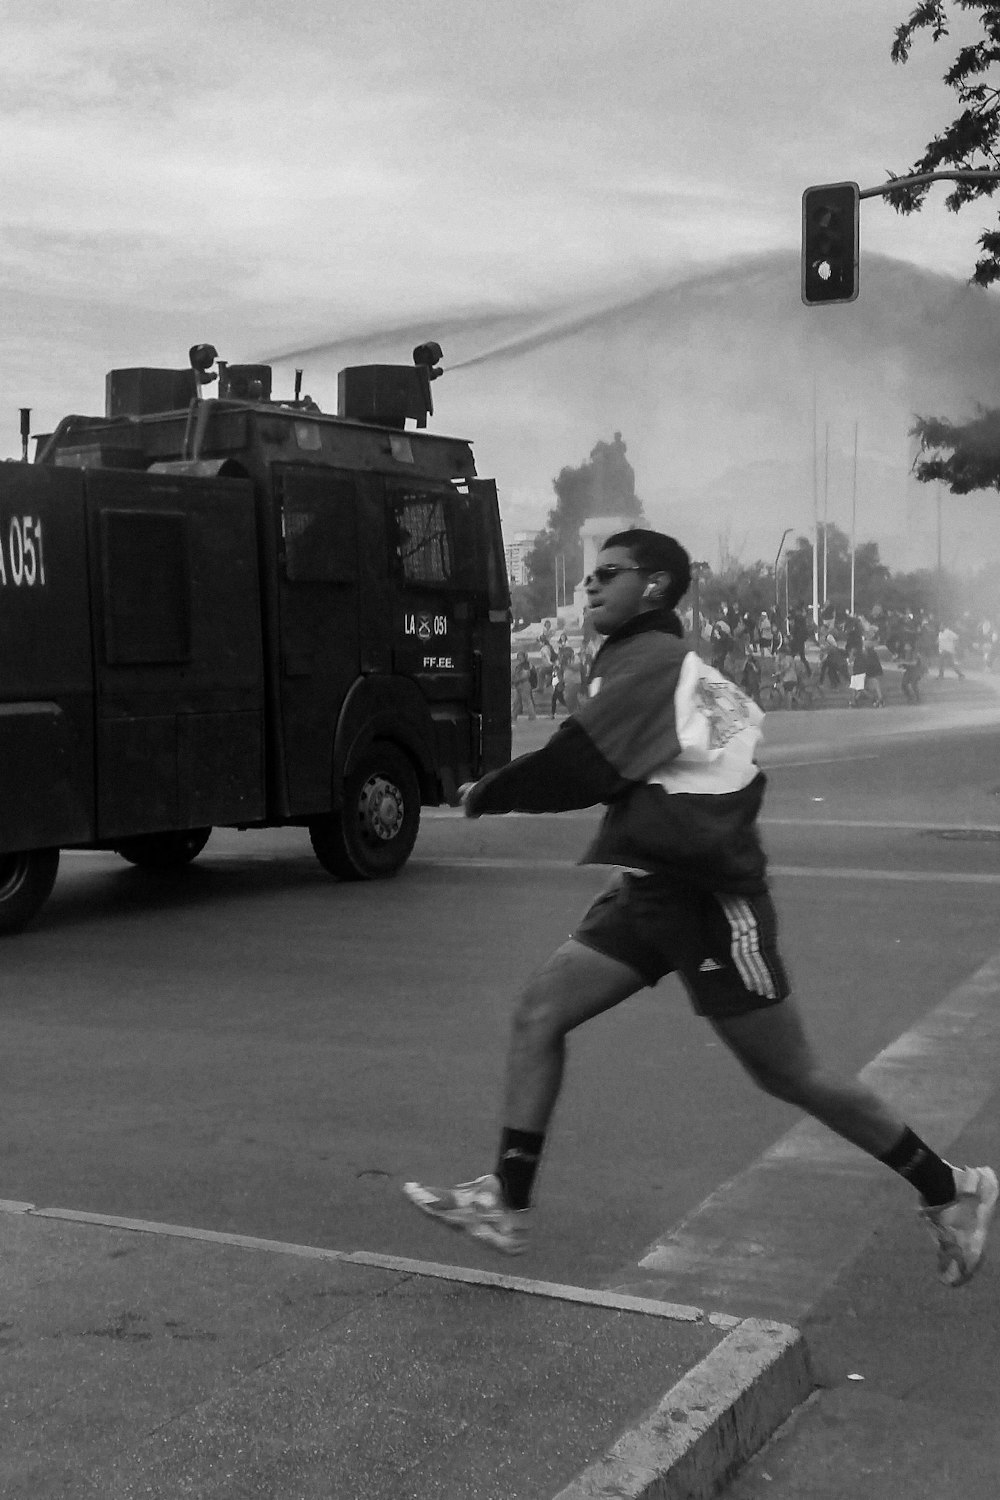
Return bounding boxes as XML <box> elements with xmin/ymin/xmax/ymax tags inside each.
<box><xmin>505</xmin><ymin>530</ymin><xmax>539</xmax><ymax>588</ymax></box>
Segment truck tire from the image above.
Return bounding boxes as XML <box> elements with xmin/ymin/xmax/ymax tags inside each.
<box><xmin>310</xmin><ymin>741</ymin><xmax>421</xmax><ymax>880</ymax></box>
<box><xmin>0</xmin><ymin>849</ymin><xmax>60</xmax><ymax>935</ymax></box>
<box><xmin>113</xmin><ymin>828</ymin><xmax>212</xmax><ymax>870</ymax></box>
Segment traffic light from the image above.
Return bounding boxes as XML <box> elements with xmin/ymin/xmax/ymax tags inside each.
<box><xmin>801</xmin><ymin>181</ymin><xmax>859</xmax><ymax>305</ymax></box>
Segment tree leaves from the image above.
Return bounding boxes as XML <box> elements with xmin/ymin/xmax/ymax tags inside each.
<box><xmin>909</xmin><ymin>404</ymin><xmax>1000</xmax><ymax>490</ymax></box>
<box><xmin>891</xmin><ymin>2</ymin><xmax>950</xmax><ymax>65</ymax></box>
<box><xmin>519</xmin><ymin>433</ymin><xmax>645</xmax><ymax>622</ymax></box>
<box><xmin>891</xmin><ymin>3</ymin><xmax>1000</xmax><ymax>272</ymax></box>
<box><xmin>889</xmin><ymin>4</ymin><xmax>1000</xmax><ymax>493</ymax></box>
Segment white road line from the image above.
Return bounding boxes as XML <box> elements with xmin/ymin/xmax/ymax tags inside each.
<box><xmin>427</xmin><ymin>811</ymin><xmax>1000</xmax><ymax>832</ymax></box>
<box><xmin>0</xmin><ymin>1198</ymin><xmax>738</xmax><ymax>1329</ymax></box>
<box><xmin>765</xmin><ymin>817</ymin><xmax>1000</xmax><ymax>831</ymax></box>
<box><xmin>611</xmin><ymin>948</ymin><xmax>1000</xmax><ymax>1323</ymax></box>
<box><xmin>770</xmin><ymin>864</ymin><xmax>1000</xmax><ymax>885</ymax></box>
<box><xmin>417</xmin><ymin>858</ymin><xmax>1000</xmax><ymax>885</ymax></box>
<box><xmin>763</xmin><ymin>754</ymin><xmax>880</xmax><ymax>768</ymax></box>
<box><xmin>0</xmin><ymin>1203</ymin><xmax>807</xmax><ymax>1500</ymax></box>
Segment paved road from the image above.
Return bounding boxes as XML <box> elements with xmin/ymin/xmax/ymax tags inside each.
<box><xmin>2</xmin><ymin>682</ymin><xmax>997</xmax><ymax>1293</ymax></box>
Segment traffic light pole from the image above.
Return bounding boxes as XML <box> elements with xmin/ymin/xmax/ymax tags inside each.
<box><xmin>858</xmin><ymin>168</ymin><xmax>1000</xmax><ymax>200</ymax></box>
<box><xmin>803</xmin><ymin>169</ymin><xmax>1000</xmax><ymax>307</ymax></box>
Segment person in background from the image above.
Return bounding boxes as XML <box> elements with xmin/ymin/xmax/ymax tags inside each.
<box><xmin>710</xmin><ymin>616</ymin><xmax>732</xmax><ymax>674</ymax></box>
<box><xmin>740</xmin><ymin>649</ymin><xmax>763</xmax><ymax>707</ymax></box>
<box><xmin>818</xmin><ymin>628</ymin><xmax>845</xmax><ymax>689</ymax></box>
<box><xmin>862</xmin><ymin>640</ymin><xmax>885</xmax><ymax>707</ymax></box>
<box><xmin>536</xmin><ymin>630</ymin><xmax>556</xmax><ymax>700</ymax></box>
<box><xmin>848</xmin><ymin>646</ymin><xmax>868</xmax><ymax>707</ymax></box>
<box><xmin>937</xmin><ymin>623</ymin><xmax>966</xmax><ymax>681</ymax></box>
<box><xmin>724</xmin><ymin>627</ymin><xmax>750</xmax><ymax>688</ymax></box>
<box><xmin>549</xmin><ymin>634</ymin><xmax>574</xmax><ymax>718</ymax></box>
<box><xmin>793</xmin><ymin>651</ymin><xmax>814</xmax><ymax>708</ymax></box>
<box><xmin>900</xmin><ymin>642</ymin><xmax>924</xmax><ymax>704</ymax></box>
<box><xmin>511</xmin><ymin>651</ymin><xmax>536</xmax><ymax>722</ymax></box>
<box><xmin>775</xmin><ymin>643</ymin><xmax>799</xmax><ymax>708</ymax></box>
<box><xmin>789</xmin><ymin>607</ymin><xmax>812</xmax><ymax>676</ymax></box>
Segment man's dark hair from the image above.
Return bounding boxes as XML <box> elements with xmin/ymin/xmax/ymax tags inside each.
<box><xmin>603</xmin><ymin>529</ymin><xmax>692</xmax><ymax>609</ymax></box>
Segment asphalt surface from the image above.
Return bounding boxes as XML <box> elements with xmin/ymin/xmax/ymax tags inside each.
<box><xmin>1</xmin><ymin>667</ymin><xmax>998</xmax><ymax>1495</ymax></box>
<box><xmin>2</xmin><ymin>675</ymin><xmax>996</xmax><ymax>1289</ymax></box>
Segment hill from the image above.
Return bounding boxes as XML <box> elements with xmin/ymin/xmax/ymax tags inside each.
<box><xmin>264</xmin><ymin>251</ymin><xmax>1000</xmax><ymax>579</ymax></box>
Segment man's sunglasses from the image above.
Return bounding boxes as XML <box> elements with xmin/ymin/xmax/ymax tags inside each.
<box><xmin>584</xmin><ymin>564</ymin><xmax>645</xmax><ymax>587</ymax></box>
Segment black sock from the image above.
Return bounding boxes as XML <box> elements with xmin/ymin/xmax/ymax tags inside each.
<box><xmin>495</xmin><ymin>1127</ymin><xmax>545</xmax><ymax>1210</ymax></box>
<box><xmin>880</xmin><ymin>1127</ymin><xmax>956</xmax><ymax>1206</ymax></box>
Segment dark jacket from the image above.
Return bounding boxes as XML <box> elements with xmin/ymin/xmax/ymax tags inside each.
<box><xmin>466</xmin><ymin>609</ymin><xmax>770</xmax><ymax>894</ymax></box>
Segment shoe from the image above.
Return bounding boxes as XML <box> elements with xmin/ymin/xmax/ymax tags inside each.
<box><xmin>920</xmin><ymin>1165</ymin><xmax>999</xmax><ymax>1287</ymax></box>
<box><xmin>402</xmin><ymin>1172</ymin><xmax>530</xmax><ymax>1255</ymax></box>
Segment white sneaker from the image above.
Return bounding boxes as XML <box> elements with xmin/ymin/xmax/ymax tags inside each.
<box><xmin>402</xmin><ymin>1172</ymin><xmax>530</xmax><ymax>1255</ymax></box>
<box><xmin>920</xmin><ymin>1165</ymin><xmax>999</xmax><ymax>1287</ymax></box>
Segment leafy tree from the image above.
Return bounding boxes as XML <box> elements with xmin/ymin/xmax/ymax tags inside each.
<box><xmin>522</xmin><ymin>433</ymin><xmax>645</xmax><ymax>622</ymax></box>
<box><xmin>891</xmin><ymin>5</ymin><xmax>1000</xmax><ymax>491</ymax></box>
<box><xmin>908</xmin><ymin>404</ymin><xmax>1000</xmax><ymax>490</ymax></box>
<box><xmin>698</xmin><ymin>559</ymin><xmax>774</xmax><ymax>620</ymax></box>
<box><xmin>783</xmin><ymin>526</ymin><xmax>890</xmax><ymax>614</ymax></box>
<box><xmin>889</xmin><ymin>2</ymin><xmax>1000</xmax><ymax>288</ymax></box>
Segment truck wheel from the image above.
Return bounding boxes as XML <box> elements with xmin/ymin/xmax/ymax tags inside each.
<box><xmin>0</xmin><ymin>849</ymin><xmax>60</xmax><ymax>935</ymax></box>
<box><xmin>310</xmin><ymin>742</ymin><xmax>421</xmax><ymax>880</ymax></box>
<box><xmin>113</xmin><ymin>828</ymin><xmax>212</xmax><ymax>870</ymax></box>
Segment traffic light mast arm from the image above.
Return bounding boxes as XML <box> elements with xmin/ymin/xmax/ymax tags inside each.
<box><xmin>859</xmin><ymin>168</ymin><xmax>1000</xmax><ymax>199</ymax></box>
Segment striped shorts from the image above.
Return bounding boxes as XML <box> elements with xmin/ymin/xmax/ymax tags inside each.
<box><xmin>573</xmin><ymin>872</ymin><xmax>790</xmax><ymax>1018</ymax></box>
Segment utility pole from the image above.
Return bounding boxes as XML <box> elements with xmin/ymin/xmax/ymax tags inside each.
<box><xmin>936</xmin><ymin>489</ymin><xmax>943</xmax><ymax>622</ymax></box>
<box><xmin>823</xmin><ymin>423</ymin><xmax>829</xmax><ymax>608</ymax></box>
<box><xmin>850</xmin><ymin>422</ymin><xmax>858</xmax><ymax>616</ymax></box>
<box><xmin>812</xmin><ymin>381</ymin><xmax>819</xmax><ymax>626</ymax></box>
<box><xmin>774</xmin><ymin>528</ymin><xmax>793</xmax><ymax>616</ymax></box>
<box><xmin>690</xmin><ymin>561</ymin><xmax>710</xmax><ymax>654</ymax></box>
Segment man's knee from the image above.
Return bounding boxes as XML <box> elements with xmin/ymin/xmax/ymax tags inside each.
<box><xmin>510</xmin><ymin>982</ymin><xmax>566</xmax><ymax>1047</ymax></box>
<box><xmin>746</xmin><ymin>1057</ymin><xmax>817</xmax><ymax>1104</ymax></box>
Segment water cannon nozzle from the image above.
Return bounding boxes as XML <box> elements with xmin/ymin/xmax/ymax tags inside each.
<box><xmin>413</xmin><ymin>342</ymin><xmax>443</xmax><ymax>380</ymax></box>
<box><xmin>188</xmin><ymin>343</ymin><xmax>219</xmax><ymax>387</ymax></box>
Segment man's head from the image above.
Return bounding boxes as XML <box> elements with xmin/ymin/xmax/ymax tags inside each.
<box><xmin>584</xmin><ymin>528</ymin><xmax>691</xmax><ymax>636</ymax></box>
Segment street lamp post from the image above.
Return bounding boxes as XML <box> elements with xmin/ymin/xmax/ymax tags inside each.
<box><xmin>774</xmin><ymin>528</ymin><xmax>793</xmax><ymax>617</ymax></box>
<box><xmin>690</xmin><ymin>561</ymin><xmax>710</xmax><ymax>653</ymax></box>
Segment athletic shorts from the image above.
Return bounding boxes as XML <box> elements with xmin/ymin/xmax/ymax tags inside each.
<box><xmin>573</xmin><ymin>872</ymin><xmax>790</xmax><ymax>1018</ymax></box>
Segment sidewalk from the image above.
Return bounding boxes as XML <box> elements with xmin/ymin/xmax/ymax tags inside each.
<box><xmin>5</xmin><ymin>672</ymin><xmax>999</xmax><ymax>1499</ymax></box>
<box><xmin>0</xmin><ymin>1201</ymin><xmax>804</xmax><ymax>1499</ymax></box>
<box><xmin>721</xmin><ymin>1088</ymin><xmax>1000</xmax><ymax>1500</ymax></box>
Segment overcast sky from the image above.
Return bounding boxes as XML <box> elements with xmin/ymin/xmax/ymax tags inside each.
<box><xmin>1</xmin><ymin>0</ymin><xmax>992</xmax><ymax>448</ymax></box>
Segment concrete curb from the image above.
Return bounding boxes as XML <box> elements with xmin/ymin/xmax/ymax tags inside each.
<box><xmin>551</xmin><ymin>1318</ymin><xmax>813</xmax><ymax>1500</ymax></box>
<box><xmin>1</xmin><ymin>1198</ymin><xmax>812</xmax><ymax>1499</ymax></box>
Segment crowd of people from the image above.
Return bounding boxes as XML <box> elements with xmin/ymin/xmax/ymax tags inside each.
<box><xmin>511</xmin><ymin>622</ymin><xmax>592</xmax><ymax>722</ymax></box>
<box><xmin>512</xmin><ymin>602</ymin><xmax>996</xmax><ymax>723</ymax></box>
<box><xmin>685</xmin><ymin>601</ymin><xmax>993</xmax><ymax>711</ymax></box>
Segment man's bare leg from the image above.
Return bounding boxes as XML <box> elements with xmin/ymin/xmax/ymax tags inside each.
<box><xmin>402</xmin><ymin>939</ymin><xmax>643</xmax><ymax>1250</ymax></box>
<box><xmin>711</xmin><ymin>996</ymin><xmax>904</xmax><ymax>1156</ymax></box>
<box><xmin>710</xmin><ymin>995</ymin><xmax>1000</xmax><ymax>1286</ymax></box>
<box><xmin>501</xmin><ymin>939</ymin><xmax>646</xmax><ymax>1132</ymax></box>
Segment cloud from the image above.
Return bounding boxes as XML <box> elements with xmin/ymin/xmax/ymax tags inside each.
<box><xmin>2</xmin><ymin>0</ymin><xmax>999</xmax><ymax>454</ymax></box>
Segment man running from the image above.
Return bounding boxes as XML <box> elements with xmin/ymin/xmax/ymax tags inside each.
<box><xmin>403</xmin><ymin>529</ymin><xmax>996</xmax><ymax>1287</ymax></box>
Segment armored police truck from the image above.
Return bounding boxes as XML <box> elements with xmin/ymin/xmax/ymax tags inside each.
<box><xmin>0</xmin><ymin>343</ymin><xmax>511</xmax><ymax>933</ymax></box>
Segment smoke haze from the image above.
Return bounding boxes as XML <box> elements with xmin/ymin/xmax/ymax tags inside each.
<box><xmin>267</xmin><ymin>251</ymin><xmax>1000</xmax><ymax>579</ymax></box>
